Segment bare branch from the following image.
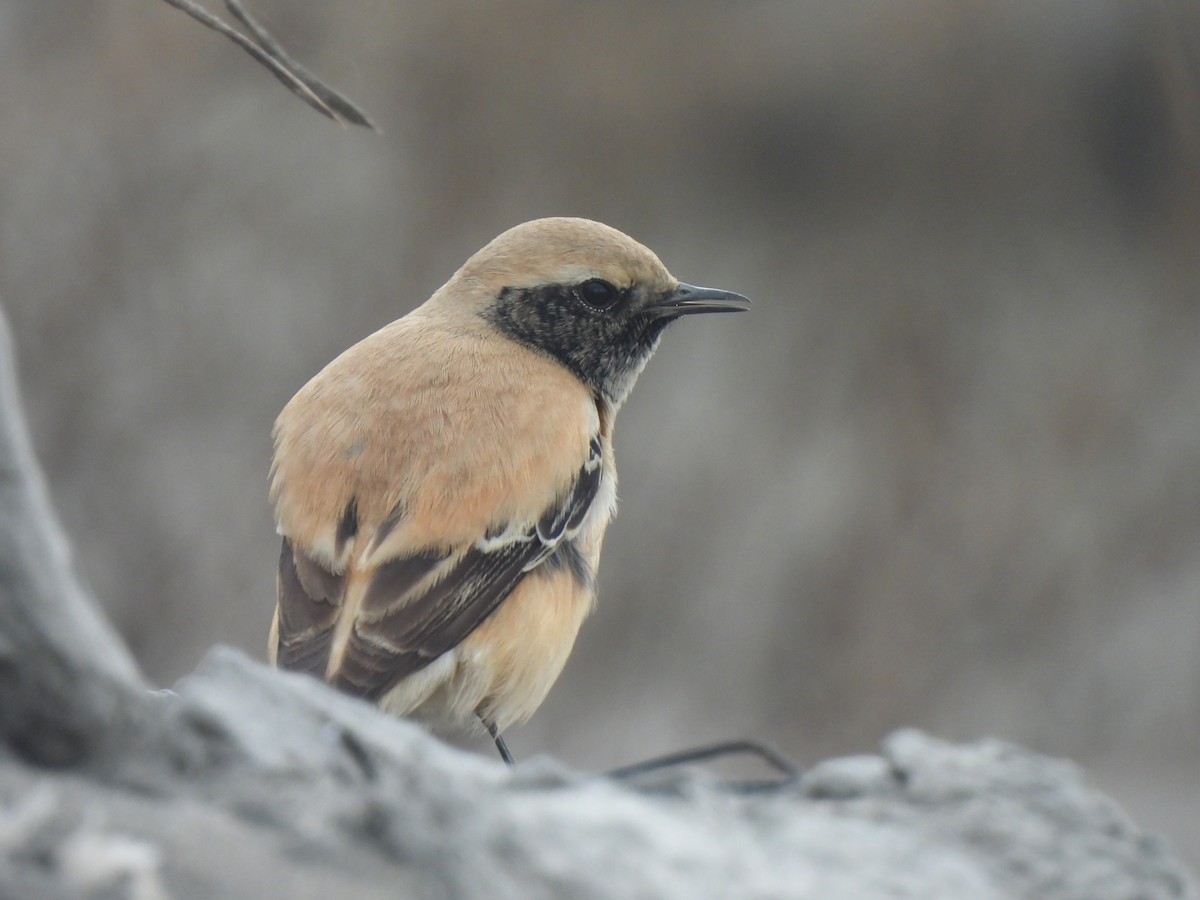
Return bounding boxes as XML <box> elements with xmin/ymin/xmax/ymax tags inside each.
<box><xmin>159</xmin><ymin>0</ymin><xmax>376</xmax><ymax>130</ymax></box>
<box><xmin>222</xmin><ymin>0</ymin><xmax>376</xmax><ymax>130</ymax></box>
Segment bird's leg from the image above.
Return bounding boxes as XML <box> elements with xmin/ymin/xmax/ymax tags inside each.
<box><xmin>479</xmin><ymin>714</ymin><xmax>515</xmax><ymax>765</ymax></box>
<box><xmin>606</xmin><ymin>740</ymin><xmax>797</xmax><ymax>791</ymax></box>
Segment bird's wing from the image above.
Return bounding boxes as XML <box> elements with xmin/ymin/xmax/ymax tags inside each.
<box><xmin>275</xmin><ymin>535</ymin><xmax>344</xmax><ymax>675</ymax></box>
<box><xmin>275</xmin><ymin>435</ymin><xmax>603</xmax><ymax>700</ymax></box>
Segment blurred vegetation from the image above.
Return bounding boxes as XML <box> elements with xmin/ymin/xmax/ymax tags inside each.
<box><xmin>0</xmin><ymin>0</ymin><xmax>1196</xmax><ymax>865</ymax></box>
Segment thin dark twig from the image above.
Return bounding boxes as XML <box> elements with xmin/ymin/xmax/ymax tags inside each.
<box><xmin>158</xmin><ymin>0</ymin><xmax>375</xmax><ymax>130</ymax></box>
<box><xmin>159</xmin><ymin>0</ymin><xmax>333</xmax><ymax>120</ymax></box>
<box><xmin>223</xmin><ymin>0</ymin><xmax>375</xmax><ymax>129</ymax></box>
<box><xmin>607</xmin><ymin>740</ymin><xmax>798</xmax><ymax>790</ymax></box>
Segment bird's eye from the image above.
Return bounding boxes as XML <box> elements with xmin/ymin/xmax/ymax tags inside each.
<box><xmin>576</xmin><ymin>279</ymin><xmax>621</xmax><ymax>311</ymax></box>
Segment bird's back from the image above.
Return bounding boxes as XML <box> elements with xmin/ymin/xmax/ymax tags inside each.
<box><xmin>269</xmin><ymin>306</ymin><xmax>609</xmax><ymax>720</ymax></box>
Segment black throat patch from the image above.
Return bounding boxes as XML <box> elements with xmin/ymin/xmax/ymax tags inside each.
<box><xmin>486</xmin><ymin>285</ymin><xmax>671</xmax><ymax>403</ymax></box>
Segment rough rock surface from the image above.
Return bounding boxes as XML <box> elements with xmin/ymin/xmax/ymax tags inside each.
<box><xmin>0</xmin><ymin>648</ymin><xmax>1193</xmax><ymax>900</ymax></box>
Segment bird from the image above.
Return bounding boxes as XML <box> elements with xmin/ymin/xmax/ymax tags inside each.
<box><xmin>267</xmin><ymin>217</ymin><xmax>749</xmax><ymax>763</ymax></box>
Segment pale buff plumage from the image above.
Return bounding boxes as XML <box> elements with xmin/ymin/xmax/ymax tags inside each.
<box><xmin>268</xmin><ymin>217</ymin><xmax>747</xmax><ymax>745</ymax></box>
<box><xmin>270</xmin><ymin>308</ymin><xmax>614</xmax><ymax>730</ymax></box>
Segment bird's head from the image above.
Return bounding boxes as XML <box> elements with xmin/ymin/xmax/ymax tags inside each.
<box><xmin>439</xmin><ymin>217</ymin><xmax>749</xmax><ymax>407</ymax></box>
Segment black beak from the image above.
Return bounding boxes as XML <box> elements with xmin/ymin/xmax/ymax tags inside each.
<box><xmin>646</xmin><ymin>282</ymin><xmax>751</xmax><ymax>318</ymax></box>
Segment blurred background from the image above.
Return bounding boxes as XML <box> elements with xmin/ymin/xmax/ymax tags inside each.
<box><xmin>1</xmin><ymin>0</ymin><xmax>1197</xmax><ymax>866</ymax></box>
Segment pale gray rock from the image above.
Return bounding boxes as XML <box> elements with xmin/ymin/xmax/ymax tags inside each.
<box><xmin>2</xmin><ymin>647</ymin><xmax>1192</xmax><ymax>900</ymax></box>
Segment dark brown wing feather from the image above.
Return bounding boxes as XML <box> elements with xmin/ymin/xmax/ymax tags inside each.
<box><xmin>332</xmin><ymin>437</ymin><xmax>603</xmax><ymax>701</ymax></box>
<box><xmin>275</xmin><ymin>537</ymin><xmax>344</xmax><ymax>676</ymax></box>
